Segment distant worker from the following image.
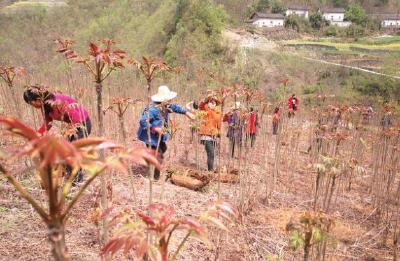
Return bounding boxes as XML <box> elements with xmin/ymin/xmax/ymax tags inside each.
<box><xmin>137</xmin><ymin>85</ymin><xmax>194</xmax><ymax>180</ymax></box>
<box><xmin>225</xmin><ymin>102</ymin><xmax>243</xmax><ymax>158</ymax></box>
<box><xmin>247</xmin><ymin>107</ymin><xmax>258</xmax><ymax>147</ymax></box>
<box><xmin>381</xmin><ymin>104</ymin><xmax>393</xmax><ymax>129</ymax></box>
<box><xmin>287</xmin><ymin>94</ymin><xmax>299</xmax><ymax>118</ymax></box>
<box><xmin>272</xmin><ymin>107</ymin><xmax>280</xmax><ymax>135</ymax></box>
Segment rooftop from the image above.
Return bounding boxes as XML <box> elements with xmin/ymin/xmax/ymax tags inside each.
<box><xmin>250</xmin><ymin>12</ymin><xmax>285</xmax><ymax>20</ymax></box>
<box><xmin>287</xmin><ymin>5</ymin><xmax>309</xmax><ymax>11</ymax></box>
<box><xmin>322</xmin><ymin>7</ymin><xmax>345</xmax><ymax>13</ymax></box>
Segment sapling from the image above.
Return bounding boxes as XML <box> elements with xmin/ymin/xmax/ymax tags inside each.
<box><xmin>0</xmin><ymin>65</ymin><xmax>27</xmax><ymax>118</ymax></box>
<box><xmin>55</xmin><ymin>38</ymin><xmax>127</xmax><ymax>246</ymax></box>
<box><xmin>287</xmin><ymin>211</ymin><xmax>334</xmax><ymax>261</ymax></box>
<box><xmin>102</xmin><ymin>201</ymin><xmax>237</xmax><ymax>261</ymax></box>
<box><xmin>104</xmin><ymin>96</ymin><xmax>142</xmax><ymax>203</ymax></box>
<box><xmin>0</xmin><ymin>117</ymin><xmax>159</xmax><ymax>261</ymax></box>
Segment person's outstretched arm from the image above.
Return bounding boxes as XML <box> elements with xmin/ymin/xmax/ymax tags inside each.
<box><xmin>169</xmin><ymin>103</ymin><xmax>194</xmax><ymax>120</ymax></box>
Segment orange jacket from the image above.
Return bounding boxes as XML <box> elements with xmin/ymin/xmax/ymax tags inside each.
<box><xmin>198</xmin><ymin>106</ymin><xmax>221</xmax><ymax>136</ymax></box>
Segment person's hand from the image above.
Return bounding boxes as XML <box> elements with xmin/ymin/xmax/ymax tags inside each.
<box><xmin>153</xmin><ymin>127</ymin><xmax>163</xmax><ymax>135</ymax></box>
<box><xmin>186</xmin><ymin>111</ymin><xmax>195</xmax><ymax>120</ymax></box>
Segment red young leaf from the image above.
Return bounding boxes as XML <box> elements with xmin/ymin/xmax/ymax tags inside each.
<box><xmin>137</xmin><ymin>210</ymin><xmax>156</xmax><ymax>226</ymax></box>
<box><xmin>0</xmin><ymin>117</ymin><xmax>39</xmax><ymax>141</ymax></box>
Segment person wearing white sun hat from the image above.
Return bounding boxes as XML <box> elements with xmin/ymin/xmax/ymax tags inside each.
<box><xmin>137</xmin><ymin>85</ymin><xmax>194</xmax><ymax>180</ymax></box>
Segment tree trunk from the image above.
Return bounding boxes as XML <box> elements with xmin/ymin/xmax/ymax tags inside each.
<box><xmin>272</xmin><ymin>123</ymin><xmax>281</xmax><ymax>194</ymax></box>
<box><xmin>118</xmin><ymin>115</ymin><xmax>127</xmax><ymax>143</ymax></box>
<box><xmin>8</xmin><ymin>84</ymin><xmax>21</xmax><ymax>118</ymax></box>
<box><xmin>48</xmin><ymin>223</ymin><xmax>70</xmax><ymax>261</ymax></box>
<box><xmin>96</xmin><ymin>82</ymin><xmax>109</xmax><ymax>246</ymax></box>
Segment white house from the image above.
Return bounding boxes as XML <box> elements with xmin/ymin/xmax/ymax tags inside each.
<box><xmin>380</xmin><ymin>14</ymin><xmax>400</xmax><ymax>28</ymax></box>
<box><xmin>286</xmin><ymin>5</ymin><xmax>309</xmax><ymax>18</ymax></box>
<box><xmin>250</xmin><ymin>12</ymin><xmax>285</xmax><ymax>28</ymax></box>
<box><xmin>322</xmin><ymin>8</ymin><xmax>351</xmax><ymax>27</ymax></box>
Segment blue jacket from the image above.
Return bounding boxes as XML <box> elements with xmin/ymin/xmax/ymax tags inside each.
<box><xmin>137</xmin><ymin>103</ymin><xmax>187</xmax><ymax>147</ymax></box>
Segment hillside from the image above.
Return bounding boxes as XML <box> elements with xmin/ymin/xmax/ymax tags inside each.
<box><xmin>0</xmin><ymin>1</ymin><xmax>399</xmax><ymax>261</ymax></box>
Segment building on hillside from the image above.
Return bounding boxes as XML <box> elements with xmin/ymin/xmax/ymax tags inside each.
<box><xmin>379</xmin><ymin>14</ymin><xmax>400</xmax><ymax>28</ymax></box>
<box><xmin>322</xmin><ymin>8</ymin><xmax>351</xmax><ymax>27</ymax></box>
<box><xmin>286</xmin><ymin>5</ymin><xmax>309</xmax><ymax>18</ymax></box>
<box><xmin>249</xmin><ymin>12</ymin><xmax>285</xmax><ymax>28</ymax></box>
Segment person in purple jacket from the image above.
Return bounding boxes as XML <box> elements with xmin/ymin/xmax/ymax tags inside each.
<box><xmin>226</xmin><ymin>102</ymin><xmax>244</xmax><ymax>158</ymax></box>
<box><xmin>23</xmin><ymin>85</ymin><xmax>91</xmax><ymax>184</ymax></box>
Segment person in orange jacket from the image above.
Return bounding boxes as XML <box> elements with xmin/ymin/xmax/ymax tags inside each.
<box><xmin>198</xmin><ymin>96</ymin><xmax>221</xmax><ymax>171</ymax></box>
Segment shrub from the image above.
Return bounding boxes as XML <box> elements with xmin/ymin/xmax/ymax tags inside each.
<box><xmin>285</xmin><ymin>14</ymin><xmax>300</xmax><ymax>31</ymax></box>
<box><xmin>271</xmin><ymin>0</ymin><xmax>286</xmax><ymax>14</ymax></box>
<box><xmin>324</xmin><ymin>25</ymin><xmax>339</xmax><ymax>36</ymax></box>
<box><xmin>345</xmin><ymin>24</ymin><xmax>365</xmax><ymax>38</ymax></box>
<box><xmin>345</xmin><ymin>4</ymin><xmax>367</xmax><ymax>26</ymax></box>
<box><xmin>309</xmin><ymin>12</ymin><xmax>328</xmax><ymax>30</ymax></box>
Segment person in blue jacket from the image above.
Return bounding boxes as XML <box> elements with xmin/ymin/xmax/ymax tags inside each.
<box><xmin>137</xmin><ymin>85</ymin><xmax>194</xmax><ymax>180</ymax></box>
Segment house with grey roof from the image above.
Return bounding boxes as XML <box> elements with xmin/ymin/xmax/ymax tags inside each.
<box><xmin>286</xmin><ymin>5</ymin><xmax>309</xmax><ymax>18</ymax></box>
<box><xmin>249</xmin><ymin>12</ymin><xmax>285</xmax><ymax>28</ymax></box>
<box><xmin>322</xmin><ymin>8</ymin><xmax>351</xmax><ymax>27</ymax></box>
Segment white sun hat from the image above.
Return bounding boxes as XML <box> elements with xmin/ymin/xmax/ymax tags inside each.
<box><xmin>151</xmin><ymin>85</ymin><xmax>177</xmax><ymax>102</ymax></box>
<box><xmin>231</xmin><ymin>101</ymin><xmax>241</xmax><ymax>110</ymax></box>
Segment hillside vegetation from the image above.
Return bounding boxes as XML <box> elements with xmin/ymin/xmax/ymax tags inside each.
<box><xmin>1</xmin><ymin>0</ymin><xmax>399</xmax><ymax>103</ymax></box>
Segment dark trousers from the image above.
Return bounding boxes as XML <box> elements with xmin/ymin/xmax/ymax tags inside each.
<box><xmin>249</xmin><ymin>133</ymin><xmax>256</xmax><ymax>147</ymax></box>
<box><xmin>147</xmin><ymin>142</ymin><xmax>167</xmax><ymax>180</ymax></box>
<box><xmin>273</xmin><ymin>122</ymin><xmax>279</xmax><ymax>135</ymax></box>
<box><xmin>202</xmin><ymin>140</ymin><xmax>215</xmax><ymax>171</ymax></box>
<box><xmin>67</xmin><ymin>118</ymin><xmax>92</xmax><ymax>185</ymax></box>
<box><xmin>230</xmin><ymin>139</ymin><xmax>236</xmax><ymax>158</ymax></box>
<box><xmin>230</xmin><ymin>138</ymin><xmax>242</xmax><ymax>158</ymax></box>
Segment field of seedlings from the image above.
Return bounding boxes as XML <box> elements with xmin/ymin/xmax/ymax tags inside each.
<box><xmin>0</xmin><ymin>39</ymin><xmax>399</xmax><ymax>261</ymax></box>
<box><xmin>0</xmin><ymin>1</ymin><xmax>399</xmax><ymax>261</ymax></box>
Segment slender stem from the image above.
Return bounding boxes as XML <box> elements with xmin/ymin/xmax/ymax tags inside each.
<box><xmin>61</xmin><ymin>166</ymin><xmax>107</xmax><ymax>221</ymax></box>
<box><xmin>166</xmin><ymin>224</ymin><xmax>179</xmax><ymax>247</ymax></box>
<box><xmin>171</xmin><ymin>231</ymin><xmax>192</xmax><ymax>261</ymax></box>
<box><xmin>0</xmin><ymin>164</ymin><xmax>50</xmax><ymax>223</ymax></box>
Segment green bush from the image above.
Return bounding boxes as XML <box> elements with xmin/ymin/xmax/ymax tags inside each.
<box><xmin>303</xmin><ymin>85</ymin><xmax>319</xmax><ymax>95</ymax></box>
<box><xmin>271</xmin><ymin>0</ymin><xmax>286</xmax><ymax>14</ymax></box>
<box><xmin>324</xmin><ymin>25</ymin><xmax>340</xmax><ymax>36</ymax></box>
<box><xmin>345</xmin><ymin>24</ymin><xmax>365</xmax><ymax>38</ymax></box>
<box><xmin>285</xmin><ymin>14</ymin><xmax>312</xmax><ymax>33</ymax></box>
<box><xmin>309</xmin><ymin>12</ymin><xmax>329</xmax><ymax>30</ymax></box>
<box><xmin>345</xmin><ymin>4</ymin><xmax>367</xmax><ymax>26</ymax></box>
<box><xmin>285</xmin><ymin>14</ymin><xmax>300</xmax><ymax>31</ymax></box>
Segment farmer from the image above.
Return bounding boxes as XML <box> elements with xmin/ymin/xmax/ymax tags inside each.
<box><xmin>23</xmin><ymin>85</ymin><xmax>91</xmax><ymax>184</ymax></box>
<box><xmin>272</xmin><ymin>107</ymin><xmax>280</xmax><ymax>135</ymax></box>
<box><xmin>225</xmin><ymin>102</ymin><xmax>243</xmax><ymax>158</ymax></box>
<box><xmin>287</xmin><ymin>94</ymin><xmax>299</xmax><ymax>118</ymax></box>
<box><xmin>137</xmin><ymin>85</ymin><xmax>194</xmax><ymax>180</ymax></box>
<box><xmin>381</xmin><ymin>104</ymin><xmax>393</xmax><ymax>129</ymax></box>
<box><xmin>247</xmin><ymin>107</ymin><xmax>258</xmax><ymax>147</ymax></box>
<box><xmin>198</xmin><ymin>96</ymin><xmax>221</xmax><ymax>171</ymax></box>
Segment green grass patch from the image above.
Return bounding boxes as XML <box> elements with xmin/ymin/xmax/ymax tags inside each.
<box><xmin>285</xmin><ymin>39</ymin><xmax>400</xmax><ymax>52</ymax></box>
<box><xmin>358</xmin><ymin>36</ymin><xmax>400</xmax><ymax>45</ymax></box>
<box><xmin>6</xmin><ymin>1</ymin><xmax>43</xmax><ymax>8</ymax></box>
